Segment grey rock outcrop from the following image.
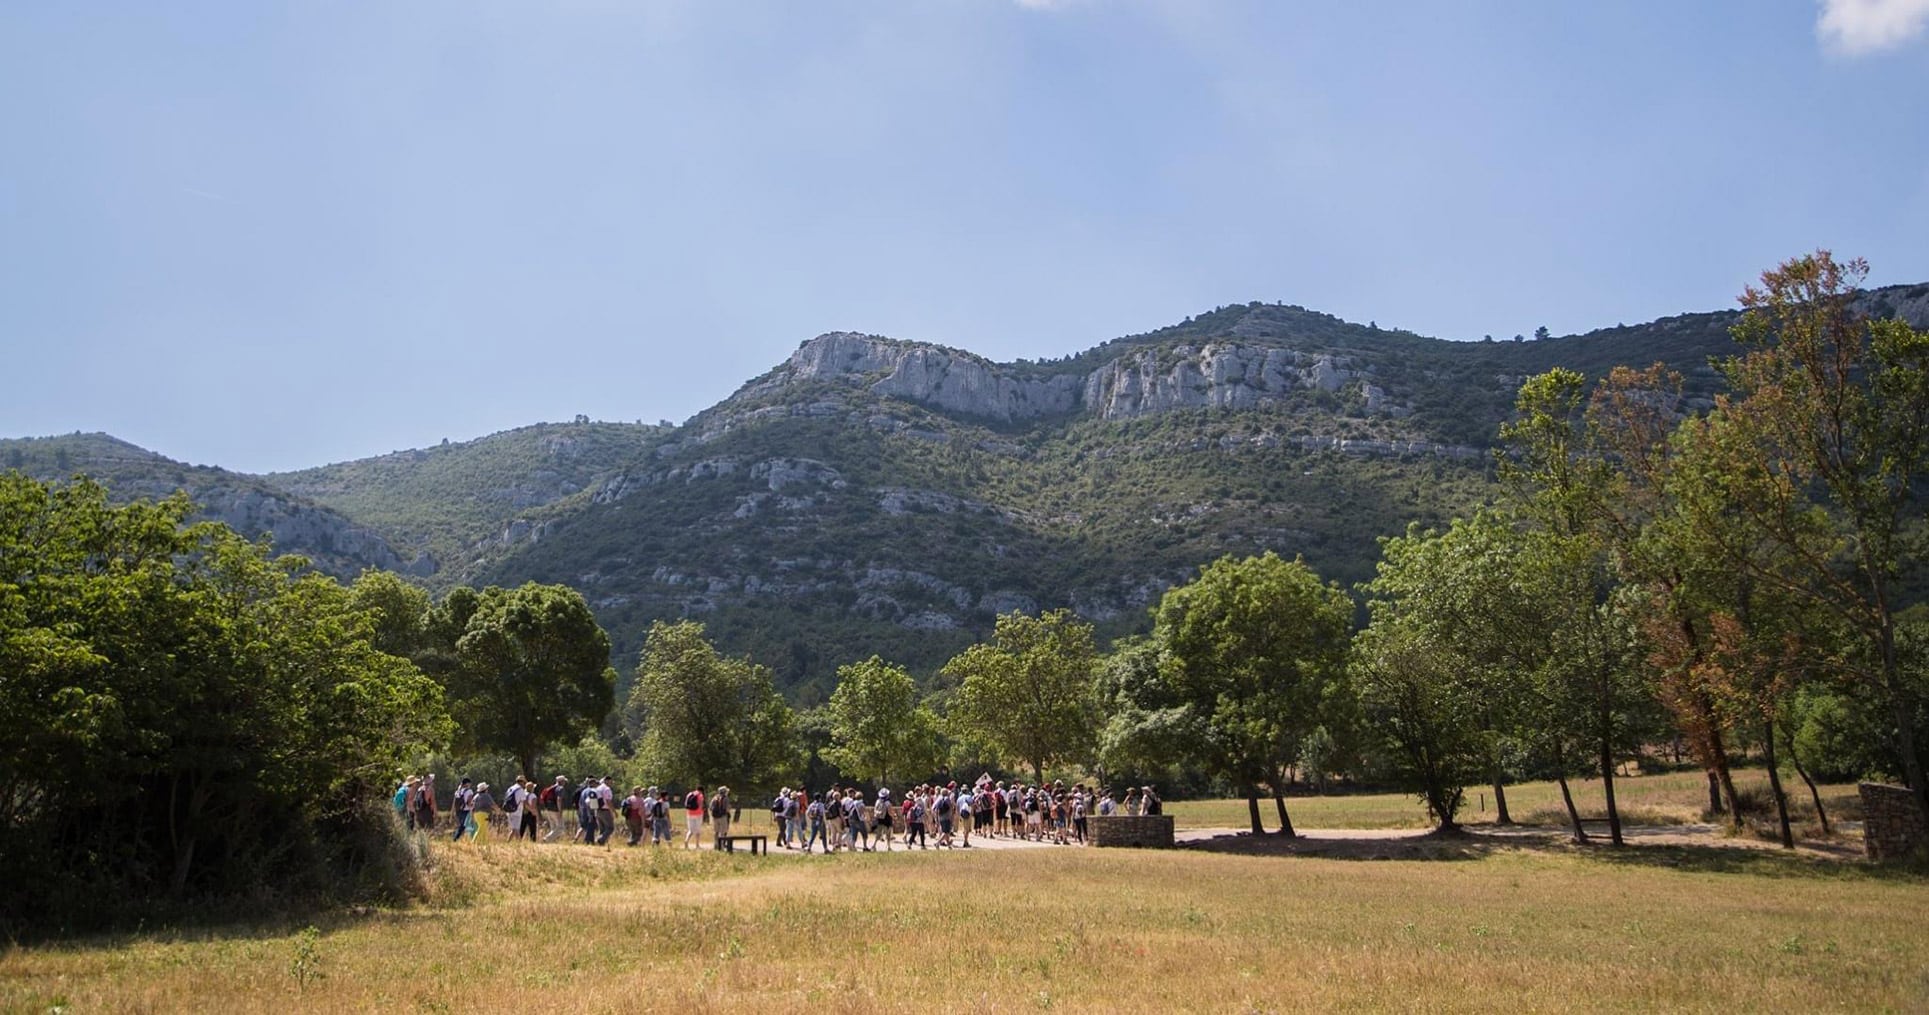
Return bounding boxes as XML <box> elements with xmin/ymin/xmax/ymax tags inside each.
<box><xmin>772</xmin><ymin>332</ymin><xmax>1083</xmax><ymax>422</ymax></box>
<box><xmin>761</xmin><ymin>331</ymin><xmax>1386</xmax><ymax>424</ymax></box>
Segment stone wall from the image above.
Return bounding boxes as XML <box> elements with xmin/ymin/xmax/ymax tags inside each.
<box><xmin>1858</xmin><ymin>782</ymin><xmax>1927</xmax><ymax>860</ymax></box>
<box><xmin>1092</xmin><ymin>814</ymin><xmax>1175</xmax><ymax>848</ymax></box>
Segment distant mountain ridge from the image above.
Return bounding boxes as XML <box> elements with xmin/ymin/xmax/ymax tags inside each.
<box><xmin>10</xmin><ymin>283</ymin><xmax>1927</xmax><ymax>697</ymax></box>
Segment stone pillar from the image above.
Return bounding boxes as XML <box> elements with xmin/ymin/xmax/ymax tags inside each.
<box><xmin>1858</xmin><ymin>783</ymin><xmax>1927</xmax><ymax>860</ymax></box>
<box><xmin>1091</xmin><ymin>814</ymin><xmax>1175</xmax><ymax>848</ymax></box>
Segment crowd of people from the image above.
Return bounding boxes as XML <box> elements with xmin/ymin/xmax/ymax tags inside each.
<box><xmin>391</xmin><ymin>773</ymin><xmax>1164</xmax><ymax>852</ymax></box>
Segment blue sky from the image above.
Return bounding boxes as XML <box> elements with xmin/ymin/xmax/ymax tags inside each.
<box><xmin>3</xmin><ymin>1</ymin><xmax>1926</xmax><ymax>473</ymax></box>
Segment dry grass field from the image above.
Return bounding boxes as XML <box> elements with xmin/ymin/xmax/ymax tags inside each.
<box><xmin>4</xmin><ymin>804</ymin><xmax>1925</xmax><ymax>1013</ymax></box>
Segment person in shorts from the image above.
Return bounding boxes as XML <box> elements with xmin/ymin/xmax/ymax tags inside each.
<box><xmin>684</xmin><ymin>785</ymin><xmax>706</xmax><ymax>849</ymax></box>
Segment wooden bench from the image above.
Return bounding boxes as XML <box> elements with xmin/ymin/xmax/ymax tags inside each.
<box><xmin>719</xmin><ymin>834</ymin><xmax>768</xmax><ymax>855</ymax></box>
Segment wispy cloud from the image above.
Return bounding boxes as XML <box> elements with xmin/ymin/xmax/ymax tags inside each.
<box><xmin>1818</xmin><ymin>0</ymin><xmax>1929</xmax><ymax>55</ymax></box>
<box><xmin>1011</xmin><ymin>0</ymin><xmax>1086</xmax><ymax>10</ymax></box>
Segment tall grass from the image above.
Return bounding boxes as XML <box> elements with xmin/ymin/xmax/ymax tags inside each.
<box><xmin>3</xmin><ymin>836</ymin><xmax>1923</xmax><ymax>1012</ymax></box>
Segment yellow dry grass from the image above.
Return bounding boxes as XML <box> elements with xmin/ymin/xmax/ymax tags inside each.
<box><xmin>4</xmin><ymin>830</ymin><xmax>1925</xmax><ymax>1013</ymax></box>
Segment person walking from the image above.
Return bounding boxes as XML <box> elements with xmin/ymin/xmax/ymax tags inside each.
<box><xmin>576</xmin><ymin>778</ymin><xmax>593</xmax><ymax>844</ymax></box>
<box><xmin>623</xmin><ymin>786</ymin><xmax>647</xmax><ymax>846</ymax></box>
<box><xmin>873</xmin><ymin>789</ymin><xmax>895</xmax><ymax>851</ymax></box>
<box><xmin>803</xmin><ymin>791</ymin><xmax>829</xmax><ymax>854</ymax></box>
<box><xmin>412</xmin><ymin>774</ymin><xmax>438</xmax><ymax>834</ymax></box>
<box><xmin>393</xmin><ymin>776</ymin><xmax>415</xmax><ymax>828</ymax></box>
<box><xmin>649</xmin><ymin>787</ymin><xmax>671</xmax><ymax>845</ymax></box>
<box><xmin>468</xmin><ymin>782</ymin><xmax>498</xmax><ymax>842</ymax></box>
<box><xmin>710</xmin><ymin>786</ymin><xmax>733</xmax><ymax>850</ymax></box>
<box><xmin>588</xmin><ymin>777</ymin><xmax>611</xmax><ymax>846</ymax></box>
<box><xmin>906</xmin><ymin>794</ymin><xmax>927</xmax><ymax>849</ymax></box>
<box><xmin>450</xmin><ymin>778</ymin><xmax>476</xmax><ymax>843</ymax></box>
<box><xmin>683</xmin><ymin>785</ymin><xmax>706</xmax><ymax>849</ymax></box>
<box><xmin>502</xmin><ymin>778</ymin><xmax>525</xmax><ymax>841</ymax></box>
<box><xmin>540</xmin><ymin>776</ymin><xmax>567</xmax><ymax>841</ymax></box>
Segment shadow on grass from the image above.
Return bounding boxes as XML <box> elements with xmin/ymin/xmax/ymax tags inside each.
<box><xmin>1178</xmin><ymin>828</ymin><xmax>1509</xmax><ymax>863</ymax></box>
<box><xmin>1573</xmin><ymin>840</ymin><xmax>1929</xmax><ymax>882</ymax></box>
<box><xmin>1182</xmin><ymin>824</ymin><xmax>1929</xmax><ymax>882</ymax></box>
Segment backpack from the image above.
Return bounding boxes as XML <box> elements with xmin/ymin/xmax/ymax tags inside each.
<box><xmin>539</xmin><ymin>785</ymin><xmax>558</xmax><ymax>809</ymax></box>
<box><xmin>711</xmin><ymin>796</ymin><xmax>729</xmax><ymax>819</ymax></box>
<box><xmin>652</xmin><ymin>798</ymin><xmax>668</xmax><ymax>820</ymax></box>
<box><xmin>685</xmin><ymin>791</ymin><xmax>702</xmax><ymax>812</ymax></box>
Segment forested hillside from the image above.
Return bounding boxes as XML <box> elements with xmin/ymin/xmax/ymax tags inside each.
<box><xmin>11</xmin><ymin>283</ymin><xmax>1927</xmax><ymax>697</ymax></box>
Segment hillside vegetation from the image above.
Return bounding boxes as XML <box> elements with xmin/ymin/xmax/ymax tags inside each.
<box><xmin>11</xmin><ymin>283</ymin><xmax>1926</xmax><ymax>694</ymax></box>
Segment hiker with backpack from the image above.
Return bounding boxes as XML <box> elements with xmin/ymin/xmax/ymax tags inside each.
<box><xmin>771</xmin><ymin>789</ymin><xmax>789</xmax><ymax>848</ymax></box>
<box><xmin>649</xmin><ymin>786</ymin><xmax>671</xmax><ymax>845</ymax></box>
<box><xmin>413</xmin><ymin>774</ymin><xmax>438</xmax><ymax>834</ymax></box>
<box><xmin>539</xmin><ymin>776</ymin><xmax>565</xmax><ymax>841</ymax></box>
<box><xmin>573</xmin><ymin>778</ymin><xmax>596</xmax><ymax>844</ymax></box>
<box><xmin>593</xmin><ymin>777</ymin><xmax>616</xmax><ymax>846</ymax></box>
<box><xmin>872</xmin><ymin>789</ymin><xmax>895</xmax><ymax>851</ymax></box>
<box><xmin>710</xmin><ymin>786</ymin><xmax>732</xmax><ymax>850</ymax></box>
<box><xmin>501</xmin><ymin>778</ymin><xmax>527</xmax><ymax>841</ymax></box>
<box><xmin>450</xmin><ymin>778</ymin><xmax>475</xmax><ymax>843</ymax></box>
<box><xmin>622</xmin><ymin>786</ymin><xmax>647</xmax><ymax>846</ymax></box>
<box><xmin>802</xmin><ymin>791</ymin><xmax>829</xmax><ymax>854</ymax></box>
<box><xmin>683</xmin><ymin>785</ymin><xmax>706</xmax><ymax>849</ymax></box>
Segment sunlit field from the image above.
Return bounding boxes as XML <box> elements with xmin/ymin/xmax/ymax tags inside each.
<box><xmin>4</xmin><ymin>830</ymin><xmax>1924</xmax><ymax>1014</ymax></box>
<box><xmin>1165</xmin><ymin>767</ymin><xmax>1861</xmax><ymax>835</ymax></box>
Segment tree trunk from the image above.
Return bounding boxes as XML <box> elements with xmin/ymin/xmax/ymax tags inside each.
<box><xmin>1271</xmin><ymin>787</ymin><xmax>1297</xmax><ymax>838</ymax></box>
<box><xmin>1599</xmin><ymin>732</ymin><xmax>1623</xmax><ymax>846</ymax></box>
<box><xmin>520</xmin><ymin>752</ymin><xmax>536</xmax><ymax>782</ymax></box>
<box><xmin>1887</xmin><ymin>683</ymin><xmax>1929</xmax><ymax>823</ymax></box>
<box><xmin>1491</xmin><ymin>778</ymin><xmax>1513</xmax><ymax>825</ymax></box>
<box><xmin>1783</xmin><ymin>722</ymin><xmax>1830</xmax><ymax>835</ymax></box>
<box><xmin>1556</xmin><ymin>771</ymin><xmax>1587</xmax><ymax>844</ymax></box>
<box><xmin>1705</xmin><ymin>770</ymin><xmax>1724</xmax><ymax>816</ymax></box>
<box><xmin>1762</xmin><ymin>718</ymin><xmax>1794</xmax><ymax>849</ymax></box>
<box><xmin>1245</xmin><ymin>787</ymin><xmax>1264</xmax><ymax>835</ymax></box>
<box><xmin>1711</xmin><ymin>733</ymin><xmax>1745</xmax><ymax>829</ymax></box>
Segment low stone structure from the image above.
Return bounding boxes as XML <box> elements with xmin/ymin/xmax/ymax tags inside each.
<box><xmin>1858</xmin><ymin>782</ymin><xmax>1927</xmax><ymax>860</ymax></box>
<box><xmin>1092</xmin><ymin>814</ymin><xmax>1175</xmax><ymax>848</ymax></box>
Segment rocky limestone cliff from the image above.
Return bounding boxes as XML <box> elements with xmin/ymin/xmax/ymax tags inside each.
<box><xmin>740</xmin><ymin>285</ymin><xmax>1929</xmax><ymax>431</ymax></box>
<box><xmin>759</xmin><ymin>329</ymin><xmax>1376</xmax><ymax>424</ymax></box>
<box><xmin>772</xmin><ymin>332</ymin><xmax>1083</xmax><ymax>422</ymax></box>
<box><xmin>1082</xmin><ymin>343</ymin><xmax>1359</xmax><ymax>419</ymax></box>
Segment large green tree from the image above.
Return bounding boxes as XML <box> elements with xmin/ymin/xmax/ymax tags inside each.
<box><xmin>1696</xmin><ymin>252</ymin><xmax>1929</xmax><ymax>820</ymax></box>
<box><xmin>1153</xmin><ymin>552</ymin><xmax>1352</xmax><ymax>837</ymax></box>
<box><xmin>943</xmin><ymin>609</ymin><xmax>1098</xmax><ymax>784</ymax></box>
<box><xmin>0</xmin><ymin>475</ymin><xmax>450</xmax><ymax>925</ymax></box>
<box><xmin>438</xmin><ymin>582</ymin><xmax>616</xmax><ymax>780</ymax></box>
<box><xmin>1350</xmin><ymin>620</ymin><xmax>1488</xmax><ymax>831</ymax></box>
<box><xmin>1500</xmin><ymin>369</ymin><xmax>1653</xmax><ymax>845</ymax></box>
<box><xmin>627</xmin><ymin>619</ymin><xmax>798</xmax><ymax>795</ymax></box>
<box><xmin>1358</xmin><ymin>512</ymin><xmax>1561</xmax><ymax>830</ymax></box>
<box><xmin>821</xmin><ymin>656</ymin><xmax>946</xmax><ymax>787</ymax></box>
